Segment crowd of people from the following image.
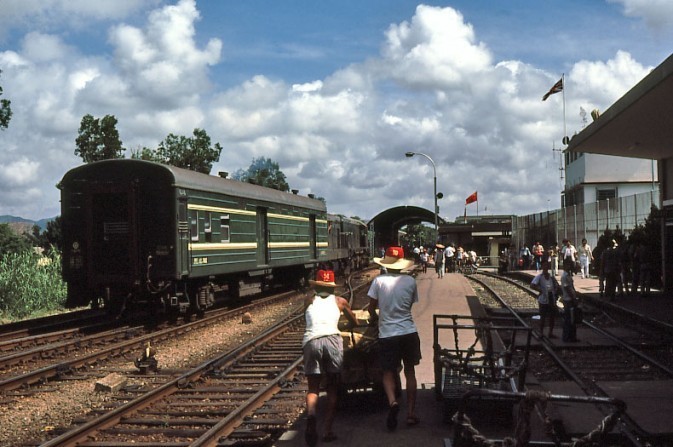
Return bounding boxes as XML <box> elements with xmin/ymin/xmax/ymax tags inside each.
<box><xmin>501</xmin><ymin>237</ymin><xmax>653</xmax><ymax>300</ymax></box>
<box><xmin>410</xmin><ymin>243</ymin><xmax>478</xmax><ymax>278</ymax></box>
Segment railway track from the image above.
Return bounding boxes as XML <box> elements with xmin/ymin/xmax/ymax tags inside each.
<box><xmin>38</xmin><ymin>311</ymin><xmax>307</xmax><ymax>447</ymax></box>
<box><xmin>0</xmin><ymin>292</ymin><xmax>298</xmax><ymax>393</ymax></box>
<box><xmin>464</xmin><ymin>271</ymin><xmax>673</xmax><ymax>445</ymax></box>
<box><xmin>0</xmin><ymin>268</ymin><xmax>379</xmax><ymax>446</ymax></box>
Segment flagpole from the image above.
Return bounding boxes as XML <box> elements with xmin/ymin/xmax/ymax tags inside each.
<box><xmin>562</xmin><ymin>73</ymin><xmax>567</xmax><ymax>145</ymax></box>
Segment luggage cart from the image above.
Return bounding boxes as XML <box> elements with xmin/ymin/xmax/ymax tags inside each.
<box><xmin>448</xmin><ymin>389</ymin><xmax>626</xmax><ymax>446</ymax></box>
<box><xmin>433</xmin><ymin>314</ymin><xmax>533</xmax><ymax>423</ymax></box>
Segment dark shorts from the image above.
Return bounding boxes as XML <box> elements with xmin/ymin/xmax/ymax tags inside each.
<box><xmin>303</xmin><ymin>334</ymin><xmax>343</xmax><ymax>375</ymax></box>
<box><xmin>538</xmin><ymin>302</ymin><xmax>556</xmax><ymax>318</ymax></box>
<box><xmin>379</xmin><ymin>332</ymin><xmax>422</xmax><ymax>372</ymax></box>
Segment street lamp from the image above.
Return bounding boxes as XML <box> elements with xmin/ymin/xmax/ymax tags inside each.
<box><xmin>405</xmin><ymin>151</ymin><xmax>439</xmax><ymax>243</ymax></box>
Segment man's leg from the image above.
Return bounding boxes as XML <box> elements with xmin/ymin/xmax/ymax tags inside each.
<box><xmin>403</xmin><ymin>367</ymin><xmax>417</xmax><ymax>421</ymax></box>
<box><xmin>305</xmin><ymin>375</ymin><xmax>321</xmax><ymax>446</ymax></box>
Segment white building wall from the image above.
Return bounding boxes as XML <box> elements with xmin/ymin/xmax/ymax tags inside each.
<box><xmin>565</xmin><ymin>153</ymin><xmax>658</xmax><ymax>203</ymax></box>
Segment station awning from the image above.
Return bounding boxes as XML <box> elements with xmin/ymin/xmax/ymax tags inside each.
<box><xmin>566</xmin><ymin>53</ymin><xmax>673</xmax><ymax>161</ymax></box>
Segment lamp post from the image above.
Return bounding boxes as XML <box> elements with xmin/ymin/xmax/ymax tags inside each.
<box><xmin>405</xmin><ymin>151</ymin><xmax>439</xmax><ymax>243</ymax></box>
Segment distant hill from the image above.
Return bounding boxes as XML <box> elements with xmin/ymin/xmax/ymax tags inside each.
<box><xmin>0</xmin><ymin>215</ymin><xmax>58</xmax><ymax>233</ymax></box>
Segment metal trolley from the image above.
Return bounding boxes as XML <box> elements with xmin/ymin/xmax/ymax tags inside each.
<box><xmin>433</xmin><ymin>314</ymin><xmax>533</xmax><ymax>423</ymax></box>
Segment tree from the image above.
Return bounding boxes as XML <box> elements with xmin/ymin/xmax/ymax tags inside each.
<box><xmin>75</xmin><ymin>114</ymin><xmax>125</xmax><ymax>162</ymax></box>
<box><xmin>0</xmin><ymin>70</ymin><xmax>11</xmax><ymax>130</ymax></box>
<box><xmin>233</xmin><ymin>157</ymin><xmax>290</xmax><ymax>192</ymax></box>
<box><xmin>401</xmin><ymin>224</ymin><xmax>434</xmax><ymax>249</ymax></box>
<box><xmin>132</xmin><ymin>128</ymin><xmax>222</xmax><ymax>174</ymax></box>
<box><xmin>0</xmin><ymin>224</ymin><xmax>32</xmax><ymax>256</ymax></box>
<box><xmin>29</xmin><ymin>217</ymin><xmax>62</xmax><ymax>254</ymax></box>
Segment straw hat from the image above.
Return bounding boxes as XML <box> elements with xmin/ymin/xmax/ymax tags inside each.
<box><xmin>373</xmin><ymin>246</ymin><xmax>415</xmax><ymax>271</ymax></box>
<box><xmin>309</xmin><ymin>269</ymin><xmax>337</xmax><ymax>287</ymax></box>
<box><xmin>436</xmin><ymin>243</ymin><xmax>445</xmax><ymax>249</ymax></box>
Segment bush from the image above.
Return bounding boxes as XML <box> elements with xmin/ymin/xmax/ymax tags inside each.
<box><xmin>0</xmin><ymin>249</ymin><xmax>67</xmax><ymax>320</ymax></box>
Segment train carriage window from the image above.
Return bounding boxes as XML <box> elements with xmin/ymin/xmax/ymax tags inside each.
<box><xmin>204</xmin><ymin>211</ymin><xmax>212</xmax><ymax>242</ymax></box>
<box><xmin>220</xmin><ymin>214</ymin><xmax>230</xmax><ymax>242</ymax></box>
<box><xmin>204</xmin><ymin>211</ymin><xmax>212</xmax><ymax>233</ymax></box>
<box><xmin>190</xmin><ymin>212</ymin><xmax>199</xmax><ymax>242</ymax></box>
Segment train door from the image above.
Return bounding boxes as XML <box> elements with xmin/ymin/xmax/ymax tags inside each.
<box><xmin>310</xmin><ymin>215</ymin><xmax>317</xmax><ymax>259</ymax></box>
<box><xmin>257</xmin><ymin>208</ymin><xmax>269</xmax><ymax>265</ymax></box>
<box><xmin>86</xmin><ymin>183</ymin><xmax>139</xmax><ymax>285</ymax></box>
<box><xmin>177</xmin><ymin>198</ymin><xmax>190</xmax><ymax>276</ymax></box>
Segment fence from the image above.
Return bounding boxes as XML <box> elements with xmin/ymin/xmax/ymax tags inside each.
<box><xmin>512</xmin><ymin>189</ymin><xmax>660</xmax><ymax>250</ymax></box>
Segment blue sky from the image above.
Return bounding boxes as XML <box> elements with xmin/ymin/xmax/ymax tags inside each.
<box><xmin>1</xmin><ymin>0</ymin><xmax>672</xmax><ymax>221</ymax></box>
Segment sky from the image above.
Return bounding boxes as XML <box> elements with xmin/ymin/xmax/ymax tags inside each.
<box><xmin>1</xmin><ymin>0</ymin><xmax>672</xmax><ymax>223</ymax></box>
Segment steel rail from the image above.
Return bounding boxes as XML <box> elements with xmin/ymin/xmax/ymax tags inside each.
<box><xmin>39</xmin><ymin>312</ymin><xmax>304</xmax><ymax>447</ymax></box>
<box><xmin>467</xmin><ymin>274</ymin><xmax>646</xmax><ymax>447</ymax></box>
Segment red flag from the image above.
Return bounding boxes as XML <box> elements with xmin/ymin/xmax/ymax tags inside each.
<box><xmin>465</xmin><ymin>191</ymin><xmax>478</xmax><ymax>205</ymax></box>
<box><xmin>542</xmin><ymin>77</ymin><xmax>563</xmax><ymax>101</ymax></box>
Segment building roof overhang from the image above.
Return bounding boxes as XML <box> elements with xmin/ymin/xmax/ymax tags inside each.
<box><xmin>566</xmin><ymin>53</ymin><xmax>673</xmax><ymax>161</ymax></box>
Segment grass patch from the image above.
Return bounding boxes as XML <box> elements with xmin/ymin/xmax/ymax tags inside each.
<box><xmin>0</xmin><ymin>250</ymin><xmax>67</xmax><ymax>321</ymax></box>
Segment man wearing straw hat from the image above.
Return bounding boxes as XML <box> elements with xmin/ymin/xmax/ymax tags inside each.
<box><xmin>303</xmin><ymin>269</ymin><xmax>357</xmax><ymax>446</ymax></box>
<box><xmin>367</xmin><ymin>246</ymin><xmax>421</xmax><ymax>431</ymax></box>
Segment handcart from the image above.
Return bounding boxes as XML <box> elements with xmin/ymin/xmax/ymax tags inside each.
<box><xmin>448</xmin><ymin>389</ymin><xmax>626</xmax><ymax>446</ymax></box>
<box><xmin>433</xmin><ymin>314</ymin><xmax>533</xmax><ymax>423</ymax></box>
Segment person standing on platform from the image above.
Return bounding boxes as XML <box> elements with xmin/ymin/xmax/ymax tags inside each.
<box><xmin>602</xmin><ymin>240</ymin><xmax>621</xmax><ymax>302</ymax></box>
<box><xmin>367</xmin><ymin>247</ymin><xmax>421</xmax><ymax>431</ymax></box>
<box><xmin>419</xmin><ymin>248</ymin><xmax>429</xmax><ymax>273</ymax></box>
<box><xmin>549</xmin><ymin>242</ymin><xmax>560</xmax><ymax>277</ymax></box>
<box><xmin>508</xmin><ymin>244</ymin><xmax>518</xmax><ymax>272</ymax></box>
<box><xmin>561</xmin><ymin>239</ymin><xmax>577</xmax><ymax>264</ymax></box>
<box><xmin>530</xmin><ymin>260</ymin><xmax>560</xmax><ymax>338</ymax></box>
<box><xmin>532</xmin><ymin>241</ymin><xmax>545</xmax><ymax>272</ymax></box>
<box><xmin>578</xmin><ymin>238</ymin><xmax>594</xmax><ymax>279</ymax></box>
<box><xmin>444</xmin><ymin>243</ymin><xmax>455</xmax><ymax>273</ymax></box>
<box><xmin>560</xmin><ymin>259</ymin><xmax>580</xmax><ymax>342</ymax></box>
<box><xmin>434</xmin><ymin>244</ymin><xmax>445</xmax><ymax>278</ymax></box>
<box><xmin>520</xmin><ymin>244</ymin><xmax>531</xmax><ymax>270</ymax></box>
<box><xmin>302</xmin><ymin>269</ymin><xmax>358</xmax><ymax>446</ymax></box>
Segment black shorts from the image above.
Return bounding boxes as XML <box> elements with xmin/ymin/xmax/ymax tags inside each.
<box><xmin>538</xmin><ymin>302</ymin><xmax>556</xmax><ymax>317</ymax></box>
<box><xmin>379</xmin><ymin>332</ymin><xmax>421</xmax><ymax>372</ymax></box>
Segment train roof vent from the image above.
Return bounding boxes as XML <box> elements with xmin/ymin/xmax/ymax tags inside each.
<box><xmin>218</xmin><ymin>171</ymin><xmax>228</xmax><ymax>178</ymax></box>
<box><xmin>308</xmin><ymin>193</ymin><xmax>315</xmax><ymax>199</ymax></box>
<box><xmin>292</xmin><ymin>189</ymin><xmax>299</xmax><ymax>195</ymax></box>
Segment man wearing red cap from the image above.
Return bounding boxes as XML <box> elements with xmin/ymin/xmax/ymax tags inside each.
<box><xmin>367</xmin><ymin>246</ymin><xmax>421</xmax><ymax>431</ymax></box>
<box><xmin>302</xmin><ymin>269</ymin><xmax>357</xmax><ymax>446</ymax></box>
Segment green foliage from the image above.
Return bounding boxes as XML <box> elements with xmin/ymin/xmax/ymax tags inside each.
<box><xmin>0</xmin><ymin>250</ymin><xmax>67</xmax><ymax>320</ymax></box>
<box><xmin>401</xmin><ymin>224</ymin><xmax>434</xmax><ymax>248</ymax></box>
<box><xmin>0</xmin><ymin>223</ymin><xmax>31</xmax><ymax>255</ymax></box>
<box><xmin>75</xmin><ymin>114</ymin><xmax>125</xmax><ymax>162</ymax></box>
<box><xmin>233</xmin><ymin>157</ymin><xmax>290</xmax><ymax>192</ymax></box>
<box><xmin>0</xmin><ymin>69</ymin><xmax>11</xmax><ymax>130</ymax></box>
<box><xmin>28</xmin><ymin>217</ymin><xmax>63</xmax><ymax>254</ymax></box>
<box><xmin>132</xmin><ymin>128</ymin><xmax>222</xmax><ymax>174</ymax></box>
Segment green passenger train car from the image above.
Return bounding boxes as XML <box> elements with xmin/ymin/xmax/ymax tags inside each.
<box><xmin>60</xmin><ymin>159</ymin><xmax>329</xmax><ymax>314</ymax></box>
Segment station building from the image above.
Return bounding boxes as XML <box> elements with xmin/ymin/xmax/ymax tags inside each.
<box><xmin>566</xmin><ymin>52</ymin><xmax>673</xmax><ymax>290</ymax></box>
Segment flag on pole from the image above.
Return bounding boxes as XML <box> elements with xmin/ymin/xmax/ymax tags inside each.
<box><xmin>542</xmin><ymin>77</ymin><xmax>563</xmax><ymax>101</ymax></box>
<box><xmin>465</xmin><ymin>191</ymin><xmax>478</xmax><ymax>205</ymax></box>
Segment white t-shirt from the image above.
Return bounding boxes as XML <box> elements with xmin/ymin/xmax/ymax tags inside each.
<box><xmin>560</xmin><ymin>271</ymin><xmax>575</xmax><ymax>302</ymax></box>
<box><xmin>367</xmin><ymin>273</ymin><xmax>419</xmax><ymax>338</ymax></box>
<box><xmin>531</xmin><ymin>272</ymin><xmax>558</xmax><ymax>305</ymax></box>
